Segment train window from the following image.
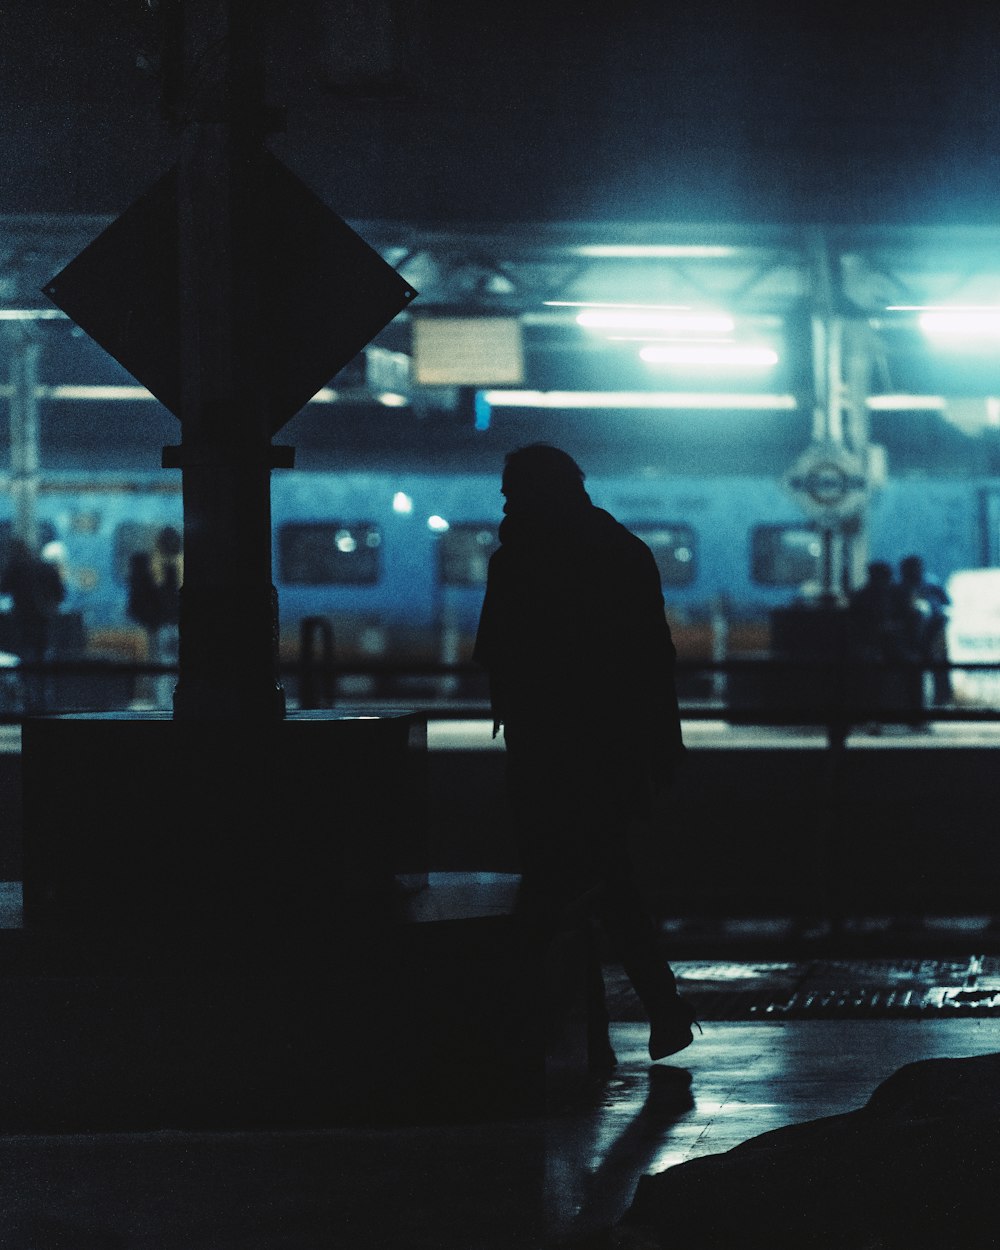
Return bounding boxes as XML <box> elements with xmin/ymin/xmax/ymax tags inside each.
<box><xmin>751</xmin><ymin>525</ymin><xmax>822</xmax><ymax>585</ymax></box>
<box><xmin>438</xmin><ymin>524</ymin><xmax>498</xmax><ymax>587</ymax></box>
<box><xmin>70</xmin><ymin>510</ymin><xmax>102</xmax><ymax>535</ymax></box>
<box><xmin>279</xmin><ymin>522</ymin><xmax>381</xmax><ymax>585</ymax></box>
<box><xmin>630</xmin><ymin>525</ymin><xmax>697</xmax><ymax>587</ymax></box>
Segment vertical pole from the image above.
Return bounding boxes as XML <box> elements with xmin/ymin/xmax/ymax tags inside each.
<box><xmin>808</xmin><ymin>229</ymin><xmax>845</xmax><ymax>602</ymax></box>
<box><xmin>825</xmin><ymin>317</ymin><xmax>845</xmax><ymax>446</ymax></box>
<box><xmin>843</xmin><ymin>320</ymin><xmax>875</xmax><ymax>591</ymax></box>
<box><xmin>8</xmin><ymin>327</ymin><xmax>41</xmax><ymax>552</ymax></box>
<box><xmin>169</xmin><ymin>0</ymin><xmax>285</xmax><ymax>721</ymax></box>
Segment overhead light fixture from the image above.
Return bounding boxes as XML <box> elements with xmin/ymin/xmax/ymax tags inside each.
<box><xmin>481</xmin><ymin>390</ymin><xmax>797</xmax><ymax>410</ymax></box>
<box><xmin>573</xmin><ymin>244</ymin><xmax>738</xmax><ymax>259</ymax></box>
<box><xmin>41</xmin><ymin>384</ymin><xmax>156</xmax><ymax>401</ymax></box>
<box><xmin>577</xmin><ymin>310</ymin><xmax>735</xmax><ymax>333</ymax></box>
<box><xmin>865</xmin><ymin>395</ymin><xmax>946</xmax><ymax>410</ymax></box>
<box><xmin>887</xmin><ymin>304</ymin><xmax>1000</xmax><ymax>311</ymax></box>
<box><xmin>544</xmin><ymin>300</ymin><xmax>690</xmax><ymax>310</ymax></box>
<box><xmin>639</xmin><ymin>344</ymin><xmax>779</xmax><ymax>367</ymax></box>
<box><xmin>0</xmin><ymin>309</ymin><xmax>66</xmax><ymax>320</ymax></box>
<box><xmin>918</xmin><ymin>310</ymin><xmax>1000</xmax><ymax>338</ymax></box>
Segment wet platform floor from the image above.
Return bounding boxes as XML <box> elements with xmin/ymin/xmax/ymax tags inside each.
<box><xmin>0</xmin><ymin>1004</ymin><xmax>998</xmax><ymax>1247</ymax></box>
<box><xmin>2</xmin><ymin>875</ymin><xmax>1000</xmax><ymax>1245</ymax></box>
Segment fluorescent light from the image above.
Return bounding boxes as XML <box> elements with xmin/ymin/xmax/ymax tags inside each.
<box><xmin>0</xmin><ymin>309</ymin><xmax>66</xmax><ymax>320</ymax></box>
<box><xmin>482</xmin><ymin>390</ymin><xmax>797</xmax><ymax>410</ymax></box>
<box><xmin>544</xmin><ymin>300</ymin><xmax>690</xmax><ymax>310</ymax></box>
<box><xmin>573</xmin><ymin>244</ymin><xmax>737</xmax><ymax>259</ymax></box>
<box><xmin>427</xmin><ymin>515</ymin><xmax>450</xmax><ymax>532</ymax></box>
<box><xmin>0</xmin><ymin>381</ymin><xmax>387</xmax><ymax>407</ymax></box>
<box><xmin>865</xmin><ymin>395</ymin><xmax>946</xmax><ymax>410</ymax></box>
<box><xmin>42</xmin><ymin>385</ymin><xmax>156</xmax><ymax>401</ymax></box>
<box><xmin>392</xmin><ymin>491</ymin><xmax>414</xmax><ymax>514</ymax></box>
<box><xmin>577</xmin><ymin>310</ymin><xmax>734</xmax><ymax>333</ymax></box>
<box><xmin>919</xmin><ymin>311</ymin><xmax>1000</xmax><ymax>337</ymax></box>
<box><xmin>640</xmin><ymin>344</ymin><xmax>778</xmax><ymax>367</ymax></box>
<box><xmin>887</xmin><ymin>304</ymin><xmax>1000</xmax><ymax>311</ymax></box>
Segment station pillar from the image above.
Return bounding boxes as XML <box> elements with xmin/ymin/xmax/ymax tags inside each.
<box><xmin>166</xmin><ymin>0</ymin><xmax>285</xmax><ymax>722</ymax></box>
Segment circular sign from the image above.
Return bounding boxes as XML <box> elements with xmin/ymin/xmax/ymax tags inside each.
<box><xmin>784</xmin><ymin>442</ymin><xmax>869</xmax><ymax>522</ymax></box>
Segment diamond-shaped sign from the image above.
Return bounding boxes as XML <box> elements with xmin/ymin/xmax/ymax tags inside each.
<box><xmin>43</xmin><ymin>152</ymin><xmax>417</xmax><ymax>433</ymax></box>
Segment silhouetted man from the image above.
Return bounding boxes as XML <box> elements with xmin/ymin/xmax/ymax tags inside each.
<box><xmin>474</xmin><ymin>444</ymin><xmax>695</xmax><ymax>1067</ymax></box>
<box><xmin>848</xmin><ymin>561</ymin><xmax>898</xmax><ymax>663</ymax></box>
<box><xmin>127</xmin><ymin>525</ymin><xmax>183</xmax><ymax>706</ymax></box>
<box><xmin>895</xmin><ymin>554</ymin><xmax>951</xmax><ymax>708</ymax></box>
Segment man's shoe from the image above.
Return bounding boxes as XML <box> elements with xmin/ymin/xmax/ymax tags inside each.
<box><xmin>648</xmin><ymin>996</ymin><xmax>701</xmax><ymax>1061</ymax></box>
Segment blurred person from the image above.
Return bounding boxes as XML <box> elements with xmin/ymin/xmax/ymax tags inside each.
<box><xmin>127</xmin><ymin>525</ymin><xmax>183</xmax><ymax>706</ymax></box>
<box><xmin>0</xmin><ymin>536</ymin><xmax>66</xmax><ymax>661</ymax></box>
<box><xmin>848</xmin><ymin>559</ymin><xmax>914</xmax><ymax>730</ymax></box>
<box><xmin>847</xmin><ymin>561</ymin><xmax>898</xmax><ymax>664</ymax></box>
<box><xmin>894</xmin><ymin>554</ymin><xmax>951</xmax><ymax>711</ymax></box>
<box><xmin>0</xmin><ymin>536</ymin><xmax>66</xmax><ymax>710</ymax></box>
<box><xmin>474</xmin><ymin>444</ymin><xmax>694</xmax><ymax>1072</ymax></box>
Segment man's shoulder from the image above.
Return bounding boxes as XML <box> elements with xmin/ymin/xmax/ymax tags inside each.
<box><xmin>592</xmin><ymin>509</ymin><xmax>655</xmax><ymax>560</ymax></box>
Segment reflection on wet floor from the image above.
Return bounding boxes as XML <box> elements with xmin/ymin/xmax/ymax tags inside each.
<box><xmin>0</xmin><ymin>1019</ymin><xmax>993</xmax><ymax>1249</ymax></box>
<box><xmin>548</xmin><ymin>1018</ymin><xmax>1000</xmax><ymax>1247</ymax></box>
<box><xmin>0</xmin><ymin>939</ymin><xmax>994</xmax><ymax>1246</ymax></box>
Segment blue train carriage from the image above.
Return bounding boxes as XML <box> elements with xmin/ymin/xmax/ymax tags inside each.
<box><xmin>272</xmin><ymin>471</ymin><xmax>500</xmax><ymax>695</ymax></box>
<box><xmin>0</xmin><ymin>473</ymin><xmax>179</xmax><ymax>661</ymax></box>
<box><xmin>0</xmin><ymin>472</ymin><xmax>183</xmax><ymax>709</ymax></box>
<box><xmin>267</xmin><ymin>471</ymin><xmax>989</xmax><ymax>705</ymax></box>
<box><xmin>593</xmin><ymin>474</ymin><xmax>815</xmax><ymax>662</ymax></box>
<box><xmin>268</xmin><ymin>471</ymin><xmax>844</xmax><ymax>702</ymax></box>
<box><xmin>1</xmin><ymin>467</ymin><xmax>992</xmax><ymax>707</ymax></box>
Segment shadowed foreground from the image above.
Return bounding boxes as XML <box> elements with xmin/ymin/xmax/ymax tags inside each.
<box><xmin>610</xmin><ymin>1051</ymin><xmax>1000</xmax><ymax>1249</ymax></box>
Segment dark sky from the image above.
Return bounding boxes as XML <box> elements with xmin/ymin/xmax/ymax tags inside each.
<box><xmin>1</xmin><ymin>2</ymin><xmax>998</xmax><ymax>225</ymax></box>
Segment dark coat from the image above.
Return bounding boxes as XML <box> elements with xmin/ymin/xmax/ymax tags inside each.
<box><xmin>474</xmin><ymin>501</ymin><xmax>684</xmax><ymax>795</ymax></box>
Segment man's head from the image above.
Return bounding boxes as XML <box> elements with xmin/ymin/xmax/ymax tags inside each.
<box><xmin>900</xmin><ymin>554</ymin><xmax>924</xmax><ymax>586</ymax></box>
<box><xmin>501</xmin><ymin>444</ymin><xmax>588</xmax><ymax>516</ymax></box>
<box><xmin>156</xmin><ymin>526</ymin><xmax>182</xmax><ymax>556</ymax></box>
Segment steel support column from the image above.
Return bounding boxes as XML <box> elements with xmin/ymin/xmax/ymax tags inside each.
<box><xmin>6</xmin><ymin>326</ymin><xmax>41</xmax><ymax>552</ymax></box>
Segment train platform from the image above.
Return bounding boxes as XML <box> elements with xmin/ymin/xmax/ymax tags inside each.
<box><xmin>0</xmin><ymin>1018</ymin><xmax>994</xmax><ymax>1249</ymax></box>
<box><xmin>0</xmin><ymin>983</ymin><xmax>995</xmax><ymax>1247</ymax></box>
<box><xmin>2</xmin><ymin>713</ymin><xmax>999</xmax><ymax>1245</ymax></box>
<box><xmin>0</xmin><ymin>871</ymin><xmax>997</xmax><ymax>1246</ymax></box>
<box><xmin>423</xmin><ymin>713</ymin><xmax>1000</xmax><ymax>751</ymax></box>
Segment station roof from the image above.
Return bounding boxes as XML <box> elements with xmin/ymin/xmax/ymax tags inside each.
<box><xmin>2</xmin><ymin>3</ymin><xmax>1000</xmax><ymax>477</ymax></box>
